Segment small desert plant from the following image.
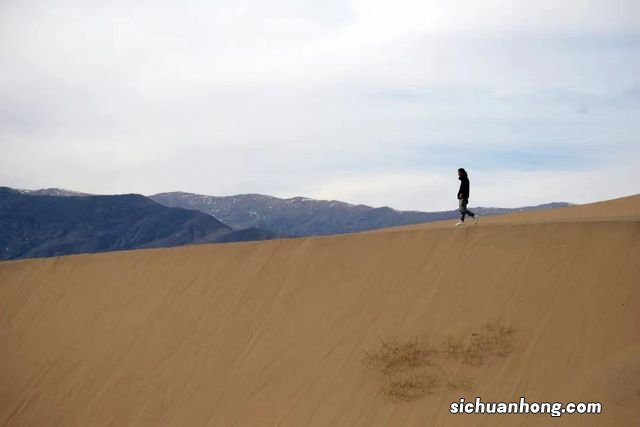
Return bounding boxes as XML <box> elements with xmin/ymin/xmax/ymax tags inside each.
<box><xmin>382</xmin><ymin>372</ymin><xmax>439</xmax><ymax>401</ymax></box>
<box><xmin>364</xmin><ymin>336</ymin><xmax>437</xmax><ymax>401</ymax></box>
<box><xmin>365</xmin><ymin>320</ymin><xmax>516</xmax><ymax>401</ymax></box>
<box><xmin>490</xmin><ymin>320</ymin><xmax>516</xmax><ymax>356</ymax></box>
<box><xmin>444</xmin><ymin>335</ymin><xmax>464</xmax><ymax>358</ymax></box>
<box><xmin>462</xmin><ymin>332</ymin><xmax>495</xmax><ymax>365</ymax></box>
<box><xmin>364</xmin><ymin>337</ymin><xmax>435</xmax><ymax>374</ymax></box>
<box><xmin>457</xmin><ymin>320</ymin><xmax>516</xmax><ymax>365</ymax></box>
<box><xmin>444</xmin><ymin>372</ymin><xmax>473</xmax><ymax>391</ymax></box>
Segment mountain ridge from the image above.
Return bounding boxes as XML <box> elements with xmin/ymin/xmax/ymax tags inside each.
<box><xmin>0</xmin><ymin>187</ymin><xmax>279</xmax><ymax>260</ymax></box>
<box><xmin>150</xmin><ymin>190</ymin><xmax>571</xmax><ymax>236</ymax></box>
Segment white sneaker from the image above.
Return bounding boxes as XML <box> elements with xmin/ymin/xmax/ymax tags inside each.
<box><xmin>455</xmin><ymin>221</ymin><xmax>464</xmax><ymax>226</ymax></box>
<box><xmin>474</xmin><ymin>215</ymin><xmax>480</xmax><ymax>224</ymax></box>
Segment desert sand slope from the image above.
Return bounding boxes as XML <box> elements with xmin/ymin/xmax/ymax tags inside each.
<box><xmin>1</xmin><ymin>195</ymin><xmax>639</xmax><ymax>426</ymax></box>
<box><xmin>374</xmin><ymin>193</ymin><xmax>640</xmax><ymax>233</ymax></box>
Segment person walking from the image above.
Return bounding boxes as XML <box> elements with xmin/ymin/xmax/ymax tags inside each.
<box><xmin>456</xmin><ymin>168</ymin><xmax>479</xmax><ymax>226</ymax></box>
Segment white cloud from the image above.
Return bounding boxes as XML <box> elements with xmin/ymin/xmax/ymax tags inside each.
<box><xmin>1</xmin><ymin>0</ymin><xmax>638</xmax><ymax>209</ymax></box>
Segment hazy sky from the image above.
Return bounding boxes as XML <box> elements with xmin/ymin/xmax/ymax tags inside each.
<box><xmin>1</xmin><ymin>0</ymin><xmax>639</xmax><ymax>210</ymax></box>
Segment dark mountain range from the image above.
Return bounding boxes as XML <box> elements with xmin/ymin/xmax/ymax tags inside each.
<box><xmin>3</xmin><ymin>186</ymin><xmax>570</xmax><ymax>260</ymax></box>
<box><xmin>150</xmin><ymin>191</ymin><xmax>571</xmax><ymax>236</ymax></box>
<box><xmin>0</xmin><ymin>188</ymin><xmax>278</xmax><ymax>260</ymax></box>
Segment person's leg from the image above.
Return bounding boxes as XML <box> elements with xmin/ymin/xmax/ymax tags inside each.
<box><xmin>467</xmin><ymin>201</ymin><xmax>480</xmax><ymax>224</ymax></box>
<box><xmin>459</xmin><ymin>199</ymin><xmax>467</xmax><ymax>222</ymax></box>
<box><xmin>460</xmin><ymin>199</ymin><xmax>476</xmax><ymax>219</ymax></box>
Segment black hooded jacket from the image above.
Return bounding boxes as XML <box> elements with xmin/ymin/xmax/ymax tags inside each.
<box><xmin>458</xmin><ymin>173</ymin><xmax>470</xmax><ymax>200</ymax></box>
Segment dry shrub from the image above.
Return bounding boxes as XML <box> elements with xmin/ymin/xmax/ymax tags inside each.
<box><xmin>444</xmin><ymin>372</ymin><xmax>473</xmax><ymax>391</ymax></box>
<box><xmin>382</xmin><ymin>372</ymin><xmax>439</xmax><ymax>401</ymax></box>
<box><xmin>447</xmin><ymin>319</ymin><xmax>516</xmax><ymax>366</ymax></box>
<box><xmin>364</xmin><ymin>336</ymin><xmax>436</xmax><ymax>401</ymax></box>
<box><xmin>364</xmin><ymin>319</ymin><xmax>516</xmax><ymax>401</ymax></box>
<box><xmin>444</xmin><ymin>335</ymin><xmax>464</xmax><ymax>357</ymax></box>
<box><xmin>364</xmin><ymin>337</ymin><xmax>435</xmax><ymax>374</ymax></box>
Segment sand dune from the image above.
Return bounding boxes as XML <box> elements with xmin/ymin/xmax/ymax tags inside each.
<box><xmin>377</xmin><ymin>193</ymin><xmax>640</xmax><ymax>233</ymax></box>
<box><xmin>1</xmin><ymin>195</ymin><xmax>639</xmax><ymax>426</ymax></box>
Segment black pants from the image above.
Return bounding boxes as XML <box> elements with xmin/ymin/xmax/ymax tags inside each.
<box><xmin>459</xmin><ymin>198</ymin><xmax>475</xmax><ymax>221</ymax></box>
